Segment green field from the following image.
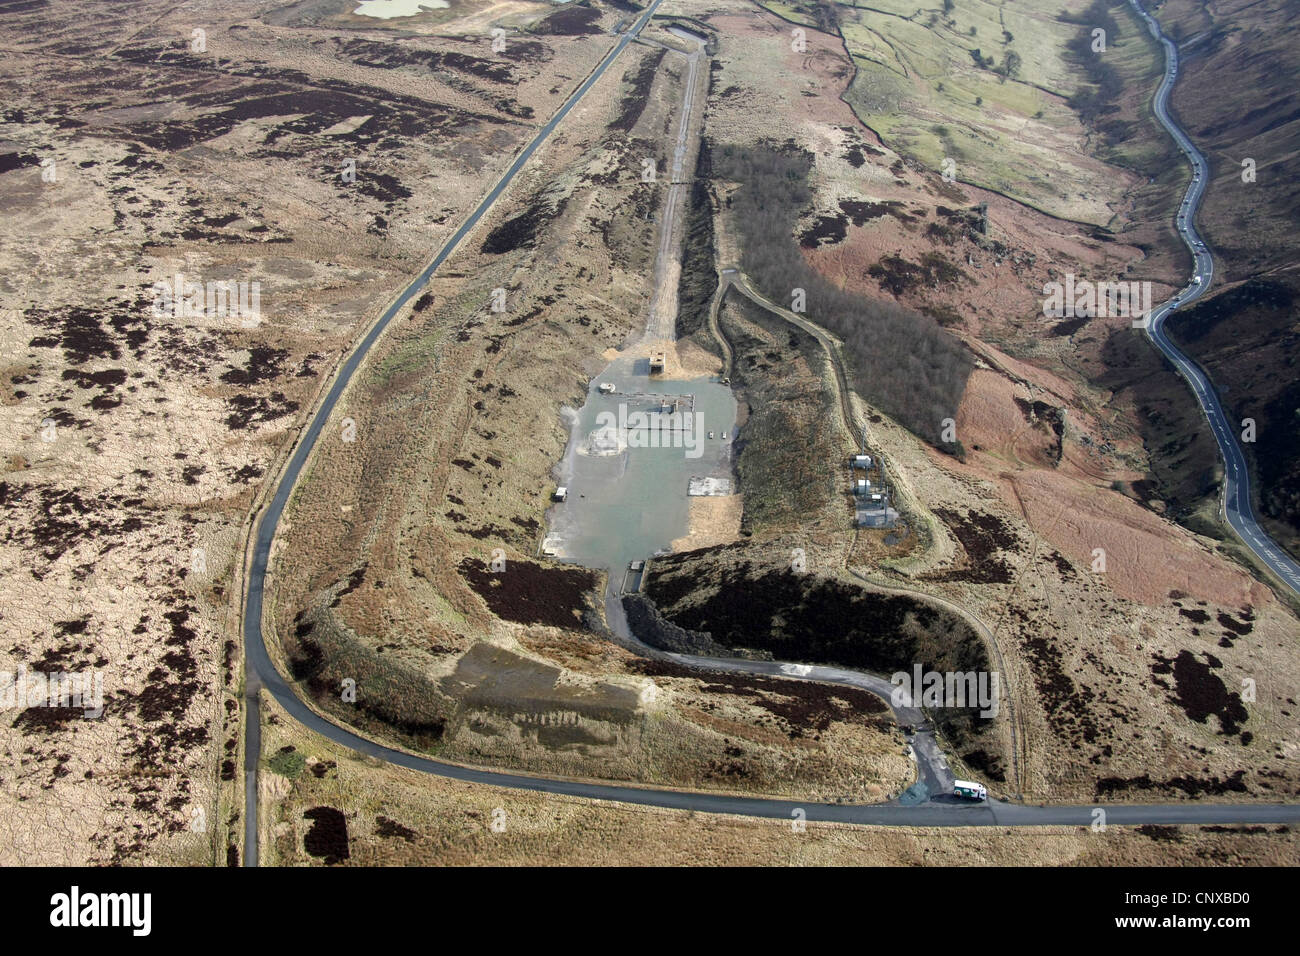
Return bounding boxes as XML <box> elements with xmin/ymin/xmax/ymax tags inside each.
<box><xmin>777</xmin><ymin>0</ymin><xmax>1165</xmax><ymax>224</ymax></box>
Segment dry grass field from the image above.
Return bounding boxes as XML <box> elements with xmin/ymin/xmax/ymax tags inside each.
<box><xmin>0</xmin><ymin>0</ymin><xmax>653</xmax><ymax>864</ymax></box>
<box><xmin>262</xmin><ymin>0</ymin><xmax>1300</xmax><ymax>849</ymax></box>
<box><xmin>263</xmin><ymin>9</ymin><xmax>914</xmax><ymax>805</ymax></box>
<box><xmin>260</xmin><ymin>693</ymin><xmax>1298</xmax><ymax>866</ymax></box>
<box><xmin>4</xmin><ymin>0</ymin><xmax>1297</xmax><ymax>867</ymax></box>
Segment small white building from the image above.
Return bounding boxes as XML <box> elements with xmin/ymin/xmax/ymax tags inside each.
<box><xmin>851</xmin><ymin>454</ymin><xmax>872</xmax><ymax>469</ymax></box>
<box><xmin>553</xmin><ymin>486</ymin><xmax>568</xmax><ymax>502</ymax></box>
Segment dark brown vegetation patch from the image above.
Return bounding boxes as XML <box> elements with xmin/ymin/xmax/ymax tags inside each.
<box><xmin>1150</xmin><ymin>650</ymin><xmax>1249</xmax><ymax>737</ymax></box>
<box><xmin>1021</xmin><ymin>634</ymin><xmax>1101</xmax><ymax>745</ymax></box>
<box><xmin>867</xmin><ymin>252</ymin><xmax>966</xmax><ymax>296</ymax></box>
<box><xmin>303</xmin><ymin>806</ymin><xmax>349</xmax><ymax>864</ymax></box>
<box><xmin>926</xmin><ymin>508</ymin><xmax>1020</xmax><ymax>584</ymax></box>
<box><xmin>1095</xmin><ymin>770</ymin><xmax>1249</xmax><ymax>798</ymax></box>
<box><xmin>642</xmin><ymin>552</ymin><xmax>996</xmax><ymax>755</ymax></box>
<box><xmin>610</xmin><ymin>48</ymin><xmax>665</xmax><ymax>133</ymax></box>
<box><xmin>480</xmin><ymin>192</ymin><xmax>568</xmax><ymax>255</ymax></box>
<box><xmin>375</xmin><ymin>815</ymin><xmax>417</xmax><ymax>842</ymax></box>
<box><xmin>333</xmin><ymin>37</ymin><xmax>518</xmax><ymax>83</ymax></box>
<box><xmin>644</xmin><ymin>556</ymin><xmax>985</xmax><ymax>675</ymax></box>
<box><xmin>225</xmin><ymin>391</ymin><xmax>299</xmax><ymax>430</ymax></box>
<box><xmin>458</xmin><ymin>557</ymin><xmax>597</xmax><ymax>629</ymax></box>
<box><xmin>286</xmin><ymin>611</ymin><xmax>448</xmax><ymax>749</ymax></box>
<box><xmin>531</xmin><ymin>4</ymin><xmax>604</xmax><ymax>35</ymax></box>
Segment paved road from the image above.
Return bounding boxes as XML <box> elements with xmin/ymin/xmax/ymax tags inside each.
<box><xmin>708</xmin><ymin>267</ymin><xmax>1028</xmax><ymax>790</ymax></box>
<box><xmin>241</xmin><ymin>0</ymin><xmax>669</xmax><ymax>865</ymax></box>
<box><xmin>644</xmin><ymin>28</ymin><xmax>706</xmax><ymax>339</ymax></box>
<box><xmin>240</xmin><ymin>2</ymin><xmax>1300</xmax><ymax>864</ymax></box>
<box><xmin>1129</xmin><ymin>0</ymin><xmax>1300</xmax><ymax>596</ymax></box>
<box><xmin>604</xmin><ymin>582</ymin><xmax>956</xmax><ymax>797</ymax></box>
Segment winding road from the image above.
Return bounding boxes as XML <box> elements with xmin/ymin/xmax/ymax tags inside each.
<box><xmin>1129</xmin><ymin>0</ymin><xmax>1300</xmax><ymax>596</ymax></box>
<box><xmin>241</xmin><ymin>0</ymin><xmax>669</xmax><ymax>865</ymax></box>
<box><xmin>238</xmin><ymin>2</ymin><xmax>1300</xmax><ymax>865</ymax></box>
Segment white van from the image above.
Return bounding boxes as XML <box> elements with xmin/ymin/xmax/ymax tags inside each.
<box><xmin>953</xmin><ymin>780</ymin><xmax>988</xmax><ymax>801</ymax></box>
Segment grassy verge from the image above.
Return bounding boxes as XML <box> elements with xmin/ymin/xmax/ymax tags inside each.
<box><xmin>828</xmin><ymin>0</ymin><xmax>1165</xmax><ymax>223</ymax></box>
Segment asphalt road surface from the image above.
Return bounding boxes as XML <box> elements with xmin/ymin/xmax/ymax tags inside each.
<box><xmin>1129</xmin><ymin>0</ymin><xmax>1300</xmax><ymax>596</ymax></box>
<box><xmin>240</xmin><ymin>2</ymin><xmax>1300</xmax><ymax>865</ymax></box>
<box><xmin>241</xmin><ymin>0</ymin><xmax>668</xmax><ymax>865</ymax></box>
<box><xmin>643</xmin><ymin>28</ymin><xmax>706</xmax><ymax>339</ymax></box>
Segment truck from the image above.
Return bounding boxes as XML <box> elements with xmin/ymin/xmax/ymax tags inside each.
<box><xmin>953</xmin><ymin>780</ymin><xmax>988</xmax><ymax>801</ymax></box>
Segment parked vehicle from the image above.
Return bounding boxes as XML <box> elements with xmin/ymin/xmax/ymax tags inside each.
<box><xmin>953</xmin><ymin>780</ymin><xmax>988</xmax><ymax>801</ymax></box>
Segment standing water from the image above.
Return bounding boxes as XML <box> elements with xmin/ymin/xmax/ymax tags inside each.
<box><xmin>545</xmin><ymin>353</ymin><xmax>736</xmax><ymax>577</ymax></box>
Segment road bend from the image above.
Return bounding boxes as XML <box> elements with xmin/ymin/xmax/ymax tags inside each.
<box><xmin>1129</xmin><ymin>0</ymin><xmax>1300</xmax><ymax>596</ymax></box>
<box><xmin>239</xmin><ymin>2</ymin><xmax>1300</xmax><ymax>867</ymax></box>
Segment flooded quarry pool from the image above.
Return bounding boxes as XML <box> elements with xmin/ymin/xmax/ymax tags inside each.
<box><xmin>544</xmin><ymin>353</ymin><xmax>737</xmax><ymax>579</ymax></box>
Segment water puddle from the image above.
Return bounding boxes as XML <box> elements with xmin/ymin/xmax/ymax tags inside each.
<box><xmin>544</xmin><ymin>353</ymin><xmax>736</xmax><ymax>576</ymax></box>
